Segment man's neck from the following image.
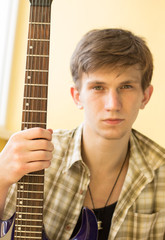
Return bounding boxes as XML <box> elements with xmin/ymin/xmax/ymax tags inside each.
<box><xmin>81</xmin><ymin>127</ymin><xmax>130</xmax><ymax>176</ymax></box>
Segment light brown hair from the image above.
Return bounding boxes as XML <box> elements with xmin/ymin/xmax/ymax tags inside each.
<box><xmin>70</xmin><ymin>28</ymin><xmax>153</xmax><ymax>90</ymax></box>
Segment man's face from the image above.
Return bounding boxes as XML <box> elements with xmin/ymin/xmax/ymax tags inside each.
<box><xmin>71</xmin><ymin>65</ymin><xmax>153</xmax><ymax>141</ymax></box>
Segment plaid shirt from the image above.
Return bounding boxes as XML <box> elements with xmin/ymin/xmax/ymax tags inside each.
<box><xmin>3</xmin><ymin>124</ymin><xmax>165</xmax><ymax>239</ymax></box>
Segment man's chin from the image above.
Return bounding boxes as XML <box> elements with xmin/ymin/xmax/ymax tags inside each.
<box><xmin>98</xmin><ymin>128</ymin><xmax>131</xmax><ymax>141</ymax></box>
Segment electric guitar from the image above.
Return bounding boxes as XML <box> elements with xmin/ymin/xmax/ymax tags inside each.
<box><xmin>0</xmin><ymin>0</ymin><xmax>98</xmax><ymax>239</ymax></box>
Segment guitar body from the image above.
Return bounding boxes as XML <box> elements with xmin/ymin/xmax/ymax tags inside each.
<box><xmin>71</xmin><ymin>208</ymin><xmax>98</xmax><ymax>240</ymax></box>
<box><xmin>0</xmin><ymin>216</ymin><xmax>14</xmax><ymax>240</ymax></box>
<box><xmin>0</xmin><ymin>215</ymin><xmax>48</xmax><ymax>240</ymax></box>
<box><xmin>0</xmin><ymin>208</ymin><xmax>98</xmax><ymax>240</ymax></box>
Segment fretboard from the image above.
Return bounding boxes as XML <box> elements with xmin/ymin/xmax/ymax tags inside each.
<box><xmin>14</xmin><ymin>1</ymin><xmax>52</xmax><ymax>239</ymax></box>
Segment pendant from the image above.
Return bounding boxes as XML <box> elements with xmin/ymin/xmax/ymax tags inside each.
<box><xmin>97</xmin><ymin>220</ymin><xmax>103</xmax><ymax>230</ymax></box>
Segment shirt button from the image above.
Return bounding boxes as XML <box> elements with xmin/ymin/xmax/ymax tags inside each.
<box><xmin>66</xmin><ymin>225</ymin><xmax>71</xmax><ymax>231</ymax></box>
<box><xmin>79</xmin><ymin>189</ymin><xmax>84</xmax><ymax>195</ymax></box>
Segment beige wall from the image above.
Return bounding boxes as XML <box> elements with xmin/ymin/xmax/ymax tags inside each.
<box><xmin>1</xmin><ymin>0</ymin><xmax>164</xmax><ymax>150</ymax></box>
<box><xmin>0</xmin><ymin>139</ymin><xmax>7</xmax><ymax>151</ymax></box>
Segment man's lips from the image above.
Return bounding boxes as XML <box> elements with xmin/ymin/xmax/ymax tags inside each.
<box><xmin>102</xmin><ymin>118</ymin><xmax>124</xmax><ymax>125</ymax></box>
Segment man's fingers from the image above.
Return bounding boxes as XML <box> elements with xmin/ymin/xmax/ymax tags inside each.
<box><xmin>28</xmin><ymin>139</ymin><xmax>54</xmax><ymax>152</ymax></box>
<box><xmin>26</xmin><ymin>160</ymin><xmax>51</xmax><ymax>173</ymax></box>
<box><xmin>22</xmin><ymin>128</ymin><xmax>53</xmax><ymax>141</ymax></box>
<box><xmin>18</xmin><ymin>150</ymin><xmax>53</xmax><ymax>163</ymax></box>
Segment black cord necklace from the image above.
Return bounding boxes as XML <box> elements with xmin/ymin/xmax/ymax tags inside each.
<box><xmin>88</xmin><ymin>149</ymin><xmax>129</xmax><ymax>230</ymax></box>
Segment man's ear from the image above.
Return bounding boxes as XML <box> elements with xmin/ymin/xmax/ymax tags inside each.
<box><xmin>140</xmin><ymin>85</ymin><xmax>153</xmax><ymax>109</ymax></box>
<box><xmin>70</xmin><ymin>86</ymin><xmax>83</xmax><ymax>109</ymax></box>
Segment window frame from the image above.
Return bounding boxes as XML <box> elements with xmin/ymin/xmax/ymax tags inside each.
<box><xmin>0</xmin><ymin>0</ymin><xmax>19</xmax><ymax>138</ymax></box>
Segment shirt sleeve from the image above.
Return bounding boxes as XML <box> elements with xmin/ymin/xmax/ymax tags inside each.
<box><xmin>2</xmin><ymin>183</ymin><xmax>17</xmax><ymax>220</ymax></box>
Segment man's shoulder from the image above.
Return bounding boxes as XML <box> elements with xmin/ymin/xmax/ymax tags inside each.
<box><xmin>132</xmin><ymin>129</ymin><xmax>165</xmax><ymax>153</ymax></box>
<box><xmin>51</xmin><ymin>125</ymin><xmax>83</xmax><ymax>157</ymax></box>
<box><xmin>52</xmin><ymin>128</ymin><xmax>75</xmax><ymax>140</ymax></box>
<box><xmin>132</xmin><ymin>129</ymin><xmax>165</xmax><ymax>169</ymax></box>
<box><xmin>52</xmin><ymin>126</ymin><xmax>81</xmax><ymax>144</ymax></box>
<box><xmin>51</xmin><ymin>128</ymin><xmax>76</xmax><ymax>156</ymax></box>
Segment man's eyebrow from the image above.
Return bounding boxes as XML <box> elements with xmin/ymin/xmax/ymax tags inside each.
<box><xmin>120</xmin><ymin>79</ymin><xmax>140</xmax><ymax>84</ymax></box>
<box><xmin>86</xmin><ymin>80</ymin><xmax>106</xmax><ymax>85</ymax></box>
<box><xmin>86</xmin><ymin>79</ymin><xmax>140</xmax><ymax>85</ymax></box>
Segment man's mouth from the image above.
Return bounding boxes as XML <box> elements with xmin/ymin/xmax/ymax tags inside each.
<box><xmin>103</xmin><ymin>118</ymin><xmax>124</xmax><ymax>125</ymax></box>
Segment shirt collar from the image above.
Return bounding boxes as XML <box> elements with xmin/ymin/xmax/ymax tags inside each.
<box><xmin>62</xmin><ymin>123</ymin><xmax>84</xmax><ymax>173</ymax></box>
<box><xmin>130</xmin><ymin>129</ymin><xmax>165</xmax><ymax>180</ymax></box>
<box><xmin>62</xmin><ymin>126</ymin><xmax>165</xmax><ymax>176</ymax></box>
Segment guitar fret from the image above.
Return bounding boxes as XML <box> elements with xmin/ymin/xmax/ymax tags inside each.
<box><xmin>30</xmin><ymin>22</ymin><xmax>50</xmax><ymax>25</ymax></box>
<box><xmin>17</xmin><ymin>225</ymin><xmax>42</xmax><ymax>232</ymax></box>
<box><xmin>17</xmin><ymin>190</ymin><xmax>43</xmax><ymax>193</ymax></box>
<box><xmin>15</xmin><ymin>212</ymin><xmax>43</xmax><ymax>219</ymax></box>
<box><xmin>27</xmin><ymin>54</ymin><xmax>49</xmax><ymax>57</ymax></box>
<box><xmin>22</xmin><ymin>122</ymin><xmax>47</xmax><ymax>125</ymax></box>
<box><xmin>18</xmin><ymin>182</ymin><xmax>44</xmax><ymax>185</ymax></box>
<box><xmin>15</xmin><ymin>219</ymin><xmax>42</xmax><ymax>222</ymax></box>
<box><xmin>28</xmin><ymin>38</ymin><xmax>50</xmax><ymax>41</ymax></box>
<box><xmin>14</xmin><ymin>236</ymin><xmax>41</xmax><ymax>239</ymax></box>
<box><xmin>15</xmin><ymin>230</ymin><xmax>42</xmax><ymax>234</ymax></box>
<box><xmin>24</xmin><ymin>83</ymin><xmax>48</xmax><ymax>86</ymax></box>
<box><xmin>16</xmin><ymin>205</ymin><xmax>43</xmax><ymax>208</ymax></box>
<box><xmin>23</xmin><ymin>110</ymin><xmax>46</xmax><ymax>113</ymax></box>
<box><xmin>15</xmin><ymin>212</ymin><xmax>43</xmax><ymax>215</ymax></box>
<box><xmin>24</xmin><ymin>97</ymin><xmax>47</xmax><ymax>100</ymax></box>
<box><xmin>26</xmin><ymin>69</ymin><xmax>48</xmax><ymax>72</ymax></box>
<box><xmin>26</xmin><ymin>174</ymin><xmax>44</xmax><ymax>177</ymax></box>
<box><xmin>22</xmin><ymin>125</ymin><xmax>46</xmax><ymax>130</ymax></box>
<box><xmin>17</xmin><ymin>199</ymin><xmax>43</xmax><ymax>203</ymax></box>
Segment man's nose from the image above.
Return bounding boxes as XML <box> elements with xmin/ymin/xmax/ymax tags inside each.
<box><xmin>104</xmin><ymin>90</ymin><xmax>122</xmax><ymax>111</ymax></box>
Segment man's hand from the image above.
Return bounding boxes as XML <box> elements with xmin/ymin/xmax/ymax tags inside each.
<box><xmin>0</xmin><ymin>128</ymin><xmax>54</xmax><ymax>188</ymax></box>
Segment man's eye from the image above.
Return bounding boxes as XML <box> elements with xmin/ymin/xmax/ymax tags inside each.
<box><xmin>93</xmin><ymin>86</ymin><xmax>104</xmax><ymax>90</ymax></box>
<box><xmin>120</xmin><ymin>85</ymin><xmax>133</xmax><ymax>89</ymax></box>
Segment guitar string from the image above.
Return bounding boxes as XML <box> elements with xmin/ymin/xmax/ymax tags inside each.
<box><xmin>31</xmin><ymin>0</ymin><xmax>40</xmax><ymax>237</ymax></box>
<box><xmin>43</xmin><ymin>0</ymin><xmax>49</xmax><ymax>129</ymax></box>
<box><xmin>42</xmin><ymin>0</ymin><xmax>50</xmax><ymax>233</ymax></box>
<box><xmin>29</xmin><ymin>1</ymin><xmax>37</xmax><ymax>237</ymax></box>
<box><xmin>28</xmin><ymin>2</ymin><xmax>34</xmax><ymax>238</ymax></box>
<box><xmin>22</xmin><ymin>2</ymin><xmax>35</xmax><ymax>238</ymax></box>
<box><xmin>27</xmin><ymin>1</ymin><xmax>37</xmax><ymax>237</ymax></box>
<box><xmin>27</xmin><ymin>2</ymin><xmax>33</xmax><ymax>238</ymax></box>
<box><xmin>34</xmin><ymin>0</ymin><xmax>39</xmax><ymax>237</ymax></box>
<box><xmin>39</xmin><ymin>0</ymin><xmax>44</xmax><ymax>236</ymax></box>
<box><xmin>37</xmin><ymin>0</ymin><xmax>40</xmax><ymax>132</ymax></box>
<box><xmin>34</xmin><ymin>0</ymin><xmax>47</xmax><ymax>236</ymax></box>
<box><xmin>41</xmin><ymin>0</ymin><xmax>46</xmax><ymax>233</ymax></box>
<box><xmin>40</xmin><ymin>0</ymin><xmax>50</xmax><ymax>234</ymax></box>
<box><xmin>42</xmin><ymin>0</ymin><xmax>51</xmax><ymax>235</ymax></box>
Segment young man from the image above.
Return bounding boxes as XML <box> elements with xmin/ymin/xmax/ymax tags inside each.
<box><xmin>0</xmin><ymin>29</ymin><xmax>165</xmax><ymax>239</ymax></box>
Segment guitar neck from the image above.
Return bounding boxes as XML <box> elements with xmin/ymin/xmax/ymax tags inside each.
<box><xmin>14</xmin><ymin>1</ymin><xmax>52</xmax><ymax>239</ymax></box>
